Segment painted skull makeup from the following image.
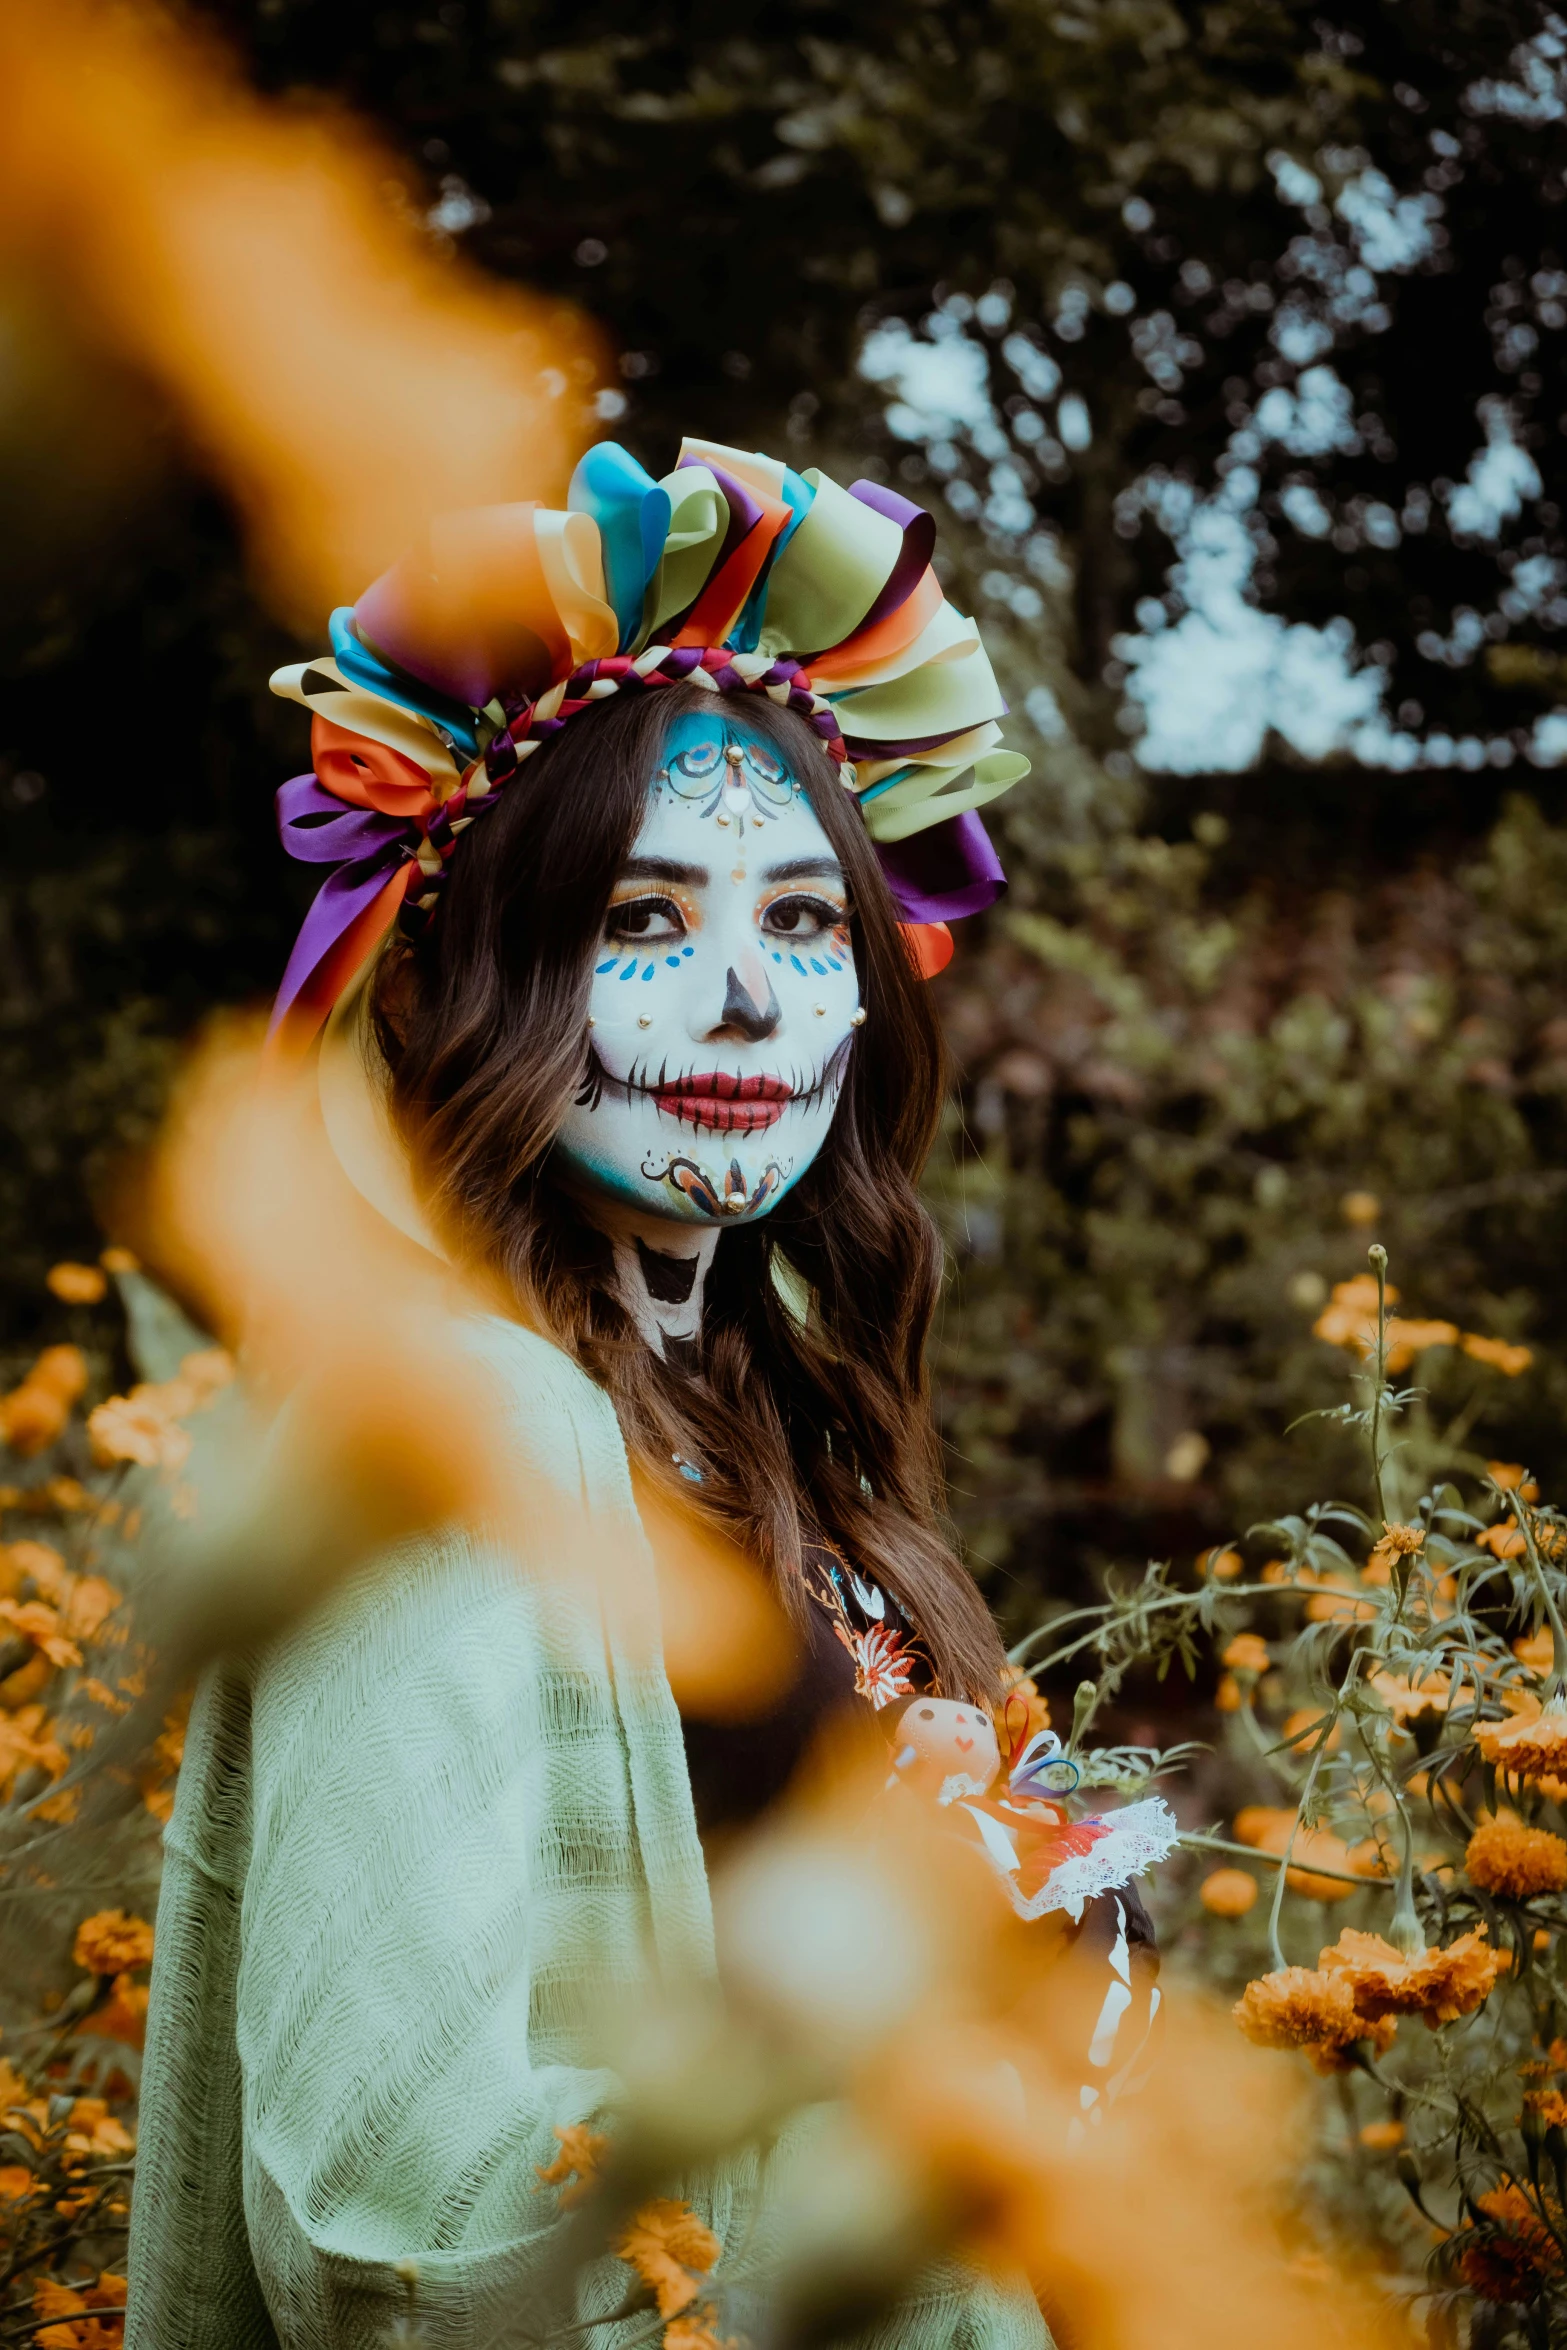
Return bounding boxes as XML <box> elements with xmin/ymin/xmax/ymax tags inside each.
<box><xmin>555</xmin><ymin>711</ymin><xmax>861</xmax><ymax>1227</ymax></box>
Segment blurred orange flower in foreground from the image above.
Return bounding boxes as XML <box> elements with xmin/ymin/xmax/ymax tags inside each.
<box><xmin>614</xmin><ymin>2199</ymin><xmax>722</xmax><ymax>2319</ymax></box>
<box><xmin>0</xmin><ymin>0</ymin><xmax>603</xmax><ymax>616</ymax></box>
<box><xmin>534</xmin><ymin>2121</ymin><xmax>609</xmax><ymax>2210</ymax></box>
<box><xmin>45</xmin><ymin>1264</ymin><xmax>107</xmax><ymax>1306</ymax></box>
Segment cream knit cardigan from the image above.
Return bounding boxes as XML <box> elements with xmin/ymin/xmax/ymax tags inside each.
<box><xmin>126</xmin><ymin>1315</ymin><xmax>1049</xmax><ymax>2350</ymax></box>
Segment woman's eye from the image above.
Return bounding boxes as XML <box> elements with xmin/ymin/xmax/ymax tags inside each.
<box><xmin>607</xmin><ymin>895</ymin><xmax>685</xmax><ymax>943</ymax></box>
<box><xmin>761</xmin><ymin>894</ymin><xmax>844</xmax><ymax>940</ymax></box>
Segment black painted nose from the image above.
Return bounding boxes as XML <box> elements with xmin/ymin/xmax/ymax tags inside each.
<box><xmin>719</xmin><ymin>965</ymin><xmax>782</xmax><ymax>1042</ymax></box>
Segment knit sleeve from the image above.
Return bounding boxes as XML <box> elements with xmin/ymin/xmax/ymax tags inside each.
<box><xmin>125</xmin><ymin>1662</ymin><xmax>282</xmax><ymax>2350</ymax></box>
<box><xmin>230</xmin><ymin>1532</ymin><xmax>646</xmax><ymax>2349</ymax></box>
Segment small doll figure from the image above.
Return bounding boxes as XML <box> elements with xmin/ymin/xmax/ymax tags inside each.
<box><xmin>886</xmin><ymin>1697</ymin><xmax>1180</xmax><ymax>1924</ymax></box>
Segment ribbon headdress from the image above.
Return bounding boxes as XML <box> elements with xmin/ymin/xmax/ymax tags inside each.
<box><xmin>268</xmin><ymin>435</ymin><xmax>1030</xmax><ymax>1049</ymax></box>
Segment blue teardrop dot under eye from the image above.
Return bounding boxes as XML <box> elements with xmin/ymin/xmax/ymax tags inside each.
<box><xmin>619</xmin><ymin>962</ymin><xmax>637</xmax><ymax>980</ymax></box>
<box><xmin>827</xmin><ymin>956</ymin><xmax>844</xmax><ymax>970</ymax></box>
<box><xmin>772</xmin><ymin>951</ymin><xmax>783</xmax><ymax>964</ymax></box>
<box><xmin>664</xmin><ymin>955</ymin><xmax>681</xmax><ymax>968</ymax></box>
<box><xmin>595</xmin><ymin>958</ymin><xmax>617</xmax><ymax>975</ymax></box>
<box><xmin>810</xmin><ymin>958</ymin><xmax>827</xmax><ymax>974</ymax></box>
<box><xmin>790</xmin><ymin>954</ymin><xmax>807</xmax><ymax>975</ymax></box>
<box><xmin>681</xmin><ymin>946</ymin><xmax>694</xmax><ymax>958</ymax></box>
<box><xmin>642</xmin><ymin>964</ymin><xmax>655</xmax><ymax>980</ymax></box>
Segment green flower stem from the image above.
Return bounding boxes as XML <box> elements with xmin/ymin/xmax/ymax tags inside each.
<box><xmin>1179</xmin><ymin>1831</ymin><xmax>1393</xmax><ymax>1893</ymax></box>
<box><xmin>1509</xmin><ymin>1503</ymin><xmax>1567</xmax><ymax>1707</ymax></box>
<box><xmin>1367</xmin><ymin>1245</ymin><xmax>1390</xmax><ymax>1531</ymax></box>
<box><xmin>1263</xmin><ymin>1659</ymin><xmax>1361</xmax><ymax>1973</ymax></box>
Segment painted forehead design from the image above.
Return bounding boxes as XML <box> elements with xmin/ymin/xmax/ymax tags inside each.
<box><xmin>654</xmin><ymin>711</ymin><xmax>799</xmax><ymax>818</ymax></box>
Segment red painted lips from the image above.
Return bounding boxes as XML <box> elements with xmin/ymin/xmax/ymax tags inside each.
<box><xmin>654</xmin><ymin>1070</ymin><xmax>792</xmax><ymax>1134</ymax></box>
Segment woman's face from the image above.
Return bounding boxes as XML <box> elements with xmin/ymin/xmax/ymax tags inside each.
<box><xmin>554</xmin><ymin>709</ymin><xmax>861</xmax><ymax>1224</ymax></box>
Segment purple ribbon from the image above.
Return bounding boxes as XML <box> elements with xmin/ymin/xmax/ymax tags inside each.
<box><xmin>874</xmin><ymin>810</ymin><xmax>1006</xmax><ymax>925</ymax></box>
<box><xmin>847</xmin><ymin>482</ymin><xmax>936</xmax><ymax>635</ymax></box>
<box><xmin>269</xmin><ymin>774</ymin><xmax>415</xmax><ymax>1034</ymax></box>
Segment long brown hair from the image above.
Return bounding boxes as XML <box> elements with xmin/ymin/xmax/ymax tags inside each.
<box><xmin>371</xmin><ymin>680</ymin><xmax>1004</xmax><ymax>1698</ymax></box>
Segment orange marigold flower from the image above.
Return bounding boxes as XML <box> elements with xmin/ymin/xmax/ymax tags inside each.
<box><xmin>1222</xmin><ymin>1634</ymin><xmax>1271</xmax><ymax>1675</ymax></box>
<box><xmin>1214</xmin><ymin>1673</ymin><xmax>1242</xmax><ymax>1712</ymax></box>
<box><xmin>1514</xmin><ymin>1626</ymin><xmax>1555</xmax><ymax>1674</ymax></box>
<box><xmin>46</xmin><ymin>1263</ymin><xmax>106</xmax><ymax>1306</ymax></box>
<box><xmin>177</xmin><ymin>1347</ymin><xmax>234</xmax><ymax>1402</ymax></box>
<box><xmin>1477</xmin><ymin>1516</ymin><xmax>1528</xmax><ymax>1559</ymax></box>
<box><xmin>1525</xmin><ymin>2089</ymin><xmax>1567</xmax><ymax>2128</ymax></box>
<box><xmin>72</xmin><ymin>1910</ymin><xmax>153</xmax><ymax>1977</ymax></box>
<box><xmin>0</xmin><ymin>1707</ymin><xmax>66</xmax><ymax>1798</ymax></box>
<box><xmin>1281</xmin><ymin>1708</ymin><xmax>1341</xmax><ymax>1752</ymax></box>
<box><xmin>30</xmin><ymin>1347</ymin><xmax>88</xmax><ymax>1405</ymax></box>
<box><xmin>1199</xmin><ymin>1868</ymin><xmax>1258</xmax><ymax>1918</ymax></box>
<box><xmin>1463</xmin><ymin>1332</ymin><xmax>1534</xmax><ymax>1376</ymax></box>
<box><xmin>1490</xmin><ymin>1461</ymin><xmax>1540</xmax><ymax>1498</ymax></box>
<box><xmin>1358</xmin><ymin>2119</ymin><xmax>1405</xmax><ymax>2150</ymax></box>
<box><xmin>1370</xmin><ymin>1670</ymin><xmax>1452</xmax><ymax>1723</ymax></box>
<box><xmin>1458</xmin><ymin>2183</ymin><xmax>1564</xmax><ymax>2302</ymax></box>
<box><xmin>1319</xmin><ymin>1926</ymin><xmax>1507</xmax><ymax>2026</ymax></box>
<box><xmin>614</xmin><ymin>2199</ymin><xmax>722</xmax><ymax>2319</ymax></box>
<box><xmin>535</xmin><ymin>2121</ymin><xmax>609</xmax><ymax>2209</ymax></box>
<box><xmin>1231</xmin><ymin>1805</ymin><xmax>1359</xmax><ymax>1899</ymax></box>
<box><xmin>64</xmin><ymin>1577</ymin><xmax>121</xmax><ymax>1643</ymax></box>
<box><xmin>1200</xmin><ymin>1545</ymin><xmax>1243</xmax><ymax>1580</ymax></box>
<box><xmin>1313</xmin><ymin>1273</ymin><xmax>1394</xmax><ymax>1351</ymax></box>
<box><xmin>98</xmin><ymin>1246</ymin><xmax>139</xmax><ymax>1275</ymax></box>
<box><xmin>1367</xmin><ymin>1523</ymin><xmax>1424</xmax><ymax>1580</ymax></box>
<box><xmin>0</xmin><ymin>1599</ymin><xmax>81</xmax><ymax>1670</ymax></box>
<box><xmin>1</xmin><ymin>1383</ymin><xmax>67</xmax><ymax>1458</ymax></box>
<box><xmin>86</xmin><ymin>1394</ymin><xmax>191</xmax><ymax>1473</ymax></box>
<box><xmin>1475</xmin><ymin>1695</ymin><xmax>1567</xmax><ymax>1780</ymax></box>
<box><xmin>1466</xmin><ymin>1818</ymin><xmax>1567</xmax><ymax>1900</ymax></box>
<box><xmin>11</xmin><ymin>1539</ymin><xmax>69</xmax><ymax>1601</ymax></box>
<box><xmin>1304</xmin><ymin>1585</ymin><xmax>1377</xmax><ymax>1624</ymax></box>
<box><xmin>92</xmin><ymin>1972</ymin><xmax>149</xmax><ymax>2049</ymax></box>
<box><xmin>665</xmin><ymin>2309</ymin><xmax>736</xmax><ymax>2350</ymax></box>
<box><xmin>1232</xmin><ymin>1965</ymin><xmax>1395</xmax><ymax>2072</ymax></box>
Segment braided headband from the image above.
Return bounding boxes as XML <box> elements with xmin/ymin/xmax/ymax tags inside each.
<box><xmin>268</xmin><ymin>435</ymin><xmax>1031</xmax><ymax>1050</ymax></box>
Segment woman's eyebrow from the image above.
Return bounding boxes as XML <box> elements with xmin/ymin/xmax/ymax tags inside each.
<box><xmin>761</xmin><ymin>855</ymin><xmax>845</xmax><ymax>884</ymax></box>
<box><xmin>618</xmin><ymin>855</ymin><xmax>708</xmax><ymax>886</ymax></box>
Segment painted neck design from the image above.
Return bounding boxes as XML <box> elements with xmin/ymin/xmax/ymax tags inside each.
<box><xmin>593</xmin><ymin>1204</ymin><xmax>720</xmax><ymax>1359</ymax></box>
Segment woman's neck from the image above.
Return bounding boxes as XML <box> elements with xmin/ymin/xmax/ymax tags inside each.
<box><xmin>581</xmin><ymin>1198</ymin><xmax>720</xmax><ymax>1360</ymax></box>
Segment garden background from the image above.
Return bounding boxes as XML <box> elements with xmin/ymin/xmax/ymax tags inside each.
<box><xmin>8</xmin><ymin>0</ymin><xmax>1567</xmax><ymax>1707</ymax></box>
<box><xmin>4</xmin><ymin>4</ymin><xmax>1567</xmax><ymax>2338</ymax></box>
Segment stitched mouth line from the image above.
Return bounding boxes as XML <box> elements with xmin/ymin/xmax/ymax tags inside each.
<box><xmin>583</xmin><ymin>1045</ymin><xmax>849</xmax><ymax>1132</ymax></box>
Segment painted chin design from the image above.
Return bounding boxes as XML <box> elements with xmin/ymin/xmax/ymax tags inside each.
<box><xmin>643</xmin><ymin>1151</ymin><xmax>791</xmax><ymax>1219</ymax></box>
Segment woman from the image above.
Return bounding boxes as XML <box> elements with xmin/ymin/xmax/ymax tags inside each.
<box><xmin>127</xmin><ymin>437</ymin><xmax>1157</xmax><ymax>2350</ymax></box>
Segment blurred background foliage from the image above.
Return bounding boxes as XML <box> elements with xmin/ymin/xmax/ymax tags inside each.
<box><xmin>7</xmin><ymin>0</ymin><xmax>1567</xmax><ymax>1671</ymax></box>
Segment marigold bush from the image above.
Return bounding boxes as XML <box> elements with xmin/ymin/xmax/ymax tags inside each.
<box><xmin>1019</xmin><ymin>1248</ymin><xmax>1567</xmax><ymax>2342</ymax></box>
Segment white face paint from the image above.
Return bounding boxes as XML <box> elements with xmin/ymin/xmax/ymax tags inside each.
<box><xmin>555</xmin><ymin>708</ymin><xmax>861</xmax><ymax>1228</ymax></box>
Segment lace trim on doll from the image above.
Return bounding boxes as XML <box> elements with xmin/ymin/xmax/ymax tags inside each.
<box><xmin>1003</xmin><ymin>1798</ymin><xmax>1182</xmax><ymax>1925</ymax></box>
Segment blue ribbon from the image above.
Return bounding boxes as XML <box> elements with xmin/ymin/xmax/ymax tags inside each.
<box><xmin>328</xmin><ymin>609</ymin><xmax>481</xmax><ymax>760</ymax></box>
<box><xmin>569</xmin><ymin>441</ymin><xmax>673</xmax><ymax>653</ymax></box>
